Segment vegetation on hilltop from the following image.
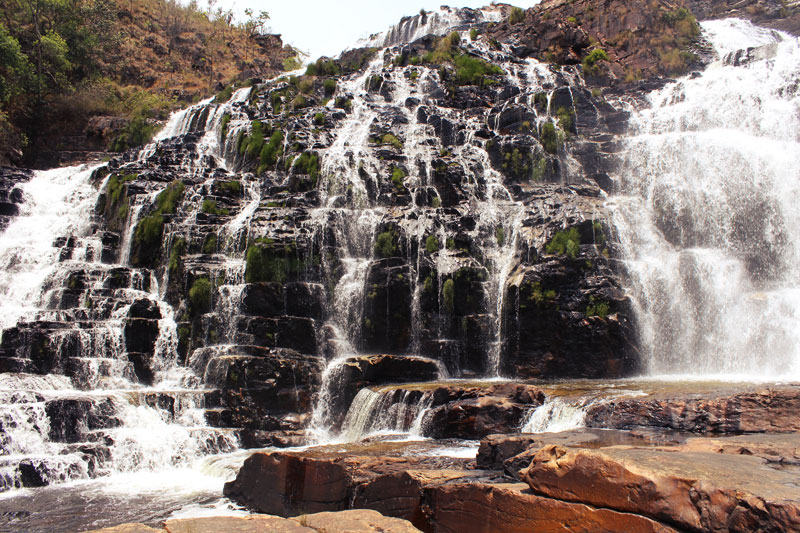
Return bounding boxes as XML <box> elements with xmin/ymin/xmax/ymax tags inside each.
<box><xmin>0</xmin><ymin>0</ymin><xmax>297</xmax><ymax>166</ymax></box>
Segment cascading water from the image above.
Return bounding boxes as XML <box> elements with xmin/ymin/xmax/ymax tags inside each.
<box><xmin>0</xmin><ymin>164</ymin><xmax>101</xmax><ymax>331</ymax></box>
<box><xmin>610</xmin><ymin>18</ymin><xmax>800</xmax><ymax>379</ymax></box>
<box><xmin>306</xmin><ymin>14</ymin><xmax>576</xmax><ymax>443</ymax></box>
<box><xmin>0</xmin><ymin>84</ymin><xmax>261</xmax><ymax>509</ymax></box>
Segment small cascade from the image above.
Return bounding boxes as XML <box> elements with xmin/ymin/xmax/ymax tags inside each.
<box><xmin>609</xmin><ymin>19</ymin><xmax>800</xmax><ymax>379</ymax></box>
<box><xmin>338</xmin><ymin>387</ymin><xmax>433</xmax><ymax>442</ymax></box>
<box><xmin>519</xmin><ymin>397</ymin><xmax>589</xmax><ymax>433</ymax></box>
<box><xmin>361</xmin><ymin>6</ymin><xmax>502</xmax><ymax>50</ymax></box>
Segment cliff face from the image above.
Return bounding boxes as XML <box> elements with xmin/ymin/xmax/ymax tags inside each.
<box><xmin>1</xmin><ymin>0</ymin><xmax>796</xmax><ymax>496</ymax></box>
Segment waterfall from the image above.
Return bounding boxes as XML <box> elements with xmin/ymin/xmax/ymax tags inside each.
<box><xmin>0</xmin><ymin>87</ymin><xmax>255</xmax><ymax>493</ymax></box>
<box><xmin>519</xmin><ymin>397</ymin><xmax>588</xmax><ymax>433</ymax></box>
<box><xmin>338</xmin><ymin>387</ymin><xmax>433</xmax><ymax>442</ymax></box>
<box><xmin>0</xmin><ymin>164</ymin><xmax>101</xmax><ymax>332</ymax></box>
<box><xmin>609</xmin><ymin>19</ymin><xmax>800</xmax><ymax>379</ymax></box>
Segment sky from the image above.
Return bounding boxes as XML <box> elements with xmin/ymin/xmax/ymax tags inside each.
<box><xmin>214</xmin><ymin>1</ymin><xmax>542</xmax><ymax>60</ymax></box>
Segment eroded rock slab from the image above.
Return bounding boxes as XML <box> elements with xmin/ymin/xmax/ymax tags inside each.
<box><xmin>424</xmin><ymin>482</ymin><xmax>679</xmax><ymax>533</ymax></box>
<box><xmin>585</xmin><ymin>384</ymin><xmax>800</xmax><ymax>433</ymax></box>
<box><xmin>521</xmin><ymin>434</ymin><xmax>800</xmax><ymax>532</ymax></box>
<box><xmin>222</xmin><ymin>440</ymin><xmax>484</xmax><ymax>525</ymax></box>
<box><xmin>83</xmin><ymin>510</ymin><xmax>423</xmax><ymax>533</ymax></box>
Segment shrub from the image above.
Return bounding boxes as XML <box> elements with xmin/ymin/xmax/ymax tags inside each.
<box><xmin>495</xmin><ymin>226</ymin><xmax>505</xmax><ymax>246</ymax></box>
<box><xmin>382</xmin><ymin>133</ymin><xmax>403</xmax><ymax>150</ymax></box>
<box><xmin>168</xmin><ymin>238</ymin><xmax>186</xmax><ymax>273</ymax></box>
<box><xmin>425</xmin><ymin>235</ymin><xmax>440</xmax><ymax>254</ymax></box>
<box><xmin>313</xmin><ymin>112</ymin><xmax>326</xmax><ymax>125</ymax></box>
<box><xmin>391</xmin><ymin>167</ymin><xmax>406</xmax><ymax>190</ymax></box>
<box><xmin>443</xmin><ymin>278</ymin><xmax>455</xmax><ymax>312</ymax></box>
<box><xmin>219</xmin><ymin>113</ymin><xmax>231</xmax><ymax>143</ymax></box>
<box><xmin>201</xmin><ymin>199</ymin><xmax>229</xmax><ymax>216</ymax></box>
<box><xmin>132</xmin><ymin>181</ymin><xmax>185</xmax><ymax>266</ymax></box>
<box><xmin>586</xmin><ymin>296</ymin><xmax>610</xmax><ymax>318</ymax></box>
<box><xmin>258</xmin><ymin>130</ymin><xmax>284</xmax><ymax>174</ymax></box>
<box><xmin>556</xmin><ymin>106</ymin><xmax>574</xmax><ymax>132</ymax></box>
<box><xmin>203</xmin><ymin>233</ymin><xmax>217</xmax><ymax>254</ymax></box>
<box><xmin>509</xmin><ymin>6</ymin><xmax>525</xmax><ymax>24</ymax></box>
<box><xmin>297</xmin><ymin>77</ymin><xmax>314</xmax><ymax>94</ymax></box>
<box><xmin>323</xmin><ymin>79</ymin><xmax>337</xmax><ymax>95</ymax></box>
<box><xmin>540</xmin><ymin>122</ymin><xmax>559</xmax><ymax>154</ymax></box>
<box><xmin>374</xmin><ymin>230</ymin><xmax>398</xmax><ymax>258</ymax></box>
<box><xmin>217</xmin><ymin>180</ymin><xmax>241</xmax><ymax>195</ymax></box>
<box><xmin>109</xmin><ymin>117</ymin><xmax>157</xmax><ymax>152</ymax></box>
<box><xmin>245</xmin><ymin>244</ymin><xmax>301</xmax><ymax>283</ymax></box>
<box><xmin>291</xmin><ymin>94</ymin><xmax>307</xmax><ymax>109</ymax></box>
<box><xmin>470</xmin><ymin>28</ymin><xmax>479</xmax><ymax>41</ymax></box>
<box><xmin>546</xmin><ymin>227</ymin><xmax>581</xmax><ymax>259</ymax></box>
<box><xmin>305</xmin><ymin>58</ymin><xmax>340</xmax><ymax>77</ymax></box>
<box><xmin>189</xmin><ymin>277</ymin><xmax>212</xmax><ymax>315</ymax></box>
<box><xmin>293</xmin><ymin>152</ymin><xmax>320</xmax><ymax>182</ymax></box>
<box><xmin>582</xmin><ymin>48</ymin><xmax>609</xmax><ymax>75</ymax></box>
<box><xmin>453</xmin><ymin>54</ymin><xmax>503</xmax><ymax>86</ymax></box>
<box><xmin>214</xmin><ymin>84</ymin><xmax>234</xmax><ymax>103</ymax></box>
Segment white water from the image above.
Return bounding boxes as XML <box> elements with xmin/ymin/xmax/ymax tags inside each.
<box><xmin>520</xmin><ymin>397</ymin><xmax>588</xmax><ymax>433</ymax></box>
<box><xmin>337</xmin><ymin>387</ymin><xmax>433</xmax><ymax>443</ymax></box>
<box><xmin>0</xmin><ymin>164</ymin><xmax>101</xmax><ymax>332</ymax></box>
<box><xmin>0</xmin><ymin>87</ymin><xmax>259</xmax><ymax>494</ymax></box>
<box><xmin>610</xmin><ymin>19</ymin><xmax>800</xmax><ymax>380</ymax></box>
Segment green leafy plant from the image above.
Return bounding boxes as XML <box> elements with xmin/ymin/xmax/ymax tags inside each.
<box><xmin>582</xmin><ymin>48</ymin><xmax>609</xmax><ymax>75</ymax></box>
<box><xmin>425</xmin><ymin>235</ymin><xmax>440</xmax><ymax>254</ymax></box>
<box><xmin>201</xmin><ymin>199</ymin><xmax>229</xmax><ymax>216</ymax></box>
<box><xmin>443</xmin><ymin>278</ymin><xmax>455</xmax><ymax>312</ymax></box>
<box><xmin>509</xmin><ymin>7</ymin><xmax>525</xmax><ymax>24</ymax></box>
<box><xmin>586</xmin><ymin>296</ymin><xmax>610</xmax><ymax>318</ymax></box>
<box><xmin>189</xmin><ymin>277</ymin><xmax>212</xmax><ymax>315</ymax></box>
<box><xmin>374</xmin><ymin>230</ymin><xmax>398</xmax><ymax>258</ymax></box>
<box><xmin>546</xmin><ymin>227</ymin><xmax>581</xmax><ymax>259</ymax></box>
<box><xmin>540</xmin><ymin>122</ymin><xmax>560</xmax><ymax>154</ymax></box>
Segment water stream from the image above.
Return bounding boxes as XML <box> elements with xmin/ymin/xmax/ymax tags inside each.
<box><xmin>609</xmin><ymin>19</ymin><xmax>800</xmax><ymax>380</ymax></box>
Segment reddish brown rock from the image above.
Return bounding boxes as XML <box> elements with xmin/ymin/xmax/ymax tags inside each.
<box><xmin>222</xmin><ymin>441</ymin><xmax>479</xmax><ymax>524</ymax></box>
<box><xmin>585</xmin><ymin>384</ymin><xmax>800</xmax><ymax>433</ymax></box>
<box><xmin>488</xmin><ymin>0</ymin><xmax>706</xmax><ymax>83</ymax></box>
<box><xmin>164</xmin><ymin>515</ymin><xmax>314</xmax><ymax>533</ymax></box>
<box><xmin>295</xmin><ymin>509</ymin><xmax>421</xmax><ymax>532</ymax></box>
<box><xmin>423</xmin><ymin>383</ymin><xmax>545</xmax><ymax>440</ymax></box>
<box><xmin>423</xmin><ymin>482</ymin><xmax>679</xmax><ymax>533</ymax></box>
<box><xmin>476</xmin><ymin>428</ymin><xmax>677</xmax><ymax>477</ymax></box>
<box><xmin>83</xmin><ymin>525</ymin><xmax>163</xmax><ymax>533</ymax></box>
<box><xmin>521</xmin><ymin>437</ymin><xmax>800</xmax><ymax>532</ymax></box>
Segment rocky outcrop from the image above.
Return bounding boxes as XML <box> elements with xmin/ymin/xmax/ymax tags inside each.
<box><xmin>488</xmin><ymin>0</ymin><xmax>709</xmax><ymax>83</ymax></box>
<box><xmin>223</xmin><ymin>441</ymin><xmax>483</xmax><ymax>526</ymax></box>
<box><xmin>424</xmin><ymin>481</ymin><xmax>679</xmax><ymax>533</ymax></box>
<box><xmin>585</xmin><ymin>384</ymin><xmax>800</xmax><ymax>433</ymax></box>
<box><xmin>0</xmin><ymin>167</ymin><xmax>31</xmax><ymax>231</ymax></box>
<box><xmin>422</xmin><ymin>383</ymin><xmax>545</xmax><ymax>439</ymax></box>
<box><xmin>84</xmin><ymin>510</ymin><xmax>422</xmax><ymax>533</ymax></box>
<box><xmin>223</xmin><ymin>430</ymin><xmax>800</xmax><ymax>532</ymax></box>
<box><xmin>521</xmin><ymin>435</ymin><xmax>800</xmax><ymax>532</ymax></box>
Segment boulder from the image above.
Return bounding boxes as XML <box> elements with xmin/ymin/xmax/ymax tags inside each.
<box><xmin>521</xmin><ymin>435</ymin><xmax>800</xmax><ymax>532</ymax></box>
<box><xmin>424</xmin><ymin>481</ymin><xmax>679</xmax><ymax>533</ymax></box>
